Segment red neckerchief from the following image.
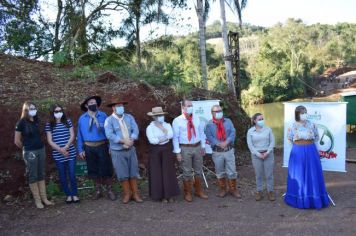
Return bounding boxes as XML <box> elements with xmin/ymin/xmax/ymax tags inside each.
<box><xmin>184</xmin><ymin>113</ymin><xmax>196</xmax><ymax>141</ymax></box>
<box><xmin>213</xmin><ymin>116</ymin><xmax>226</xmax><ymax>141</ymax></box>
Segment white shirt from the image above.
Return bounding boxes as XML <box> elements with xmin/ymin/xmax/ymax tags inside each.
<box><xmin>172</xmin><ymin>114</ymin><xmax>206</xmax><ymax>153</ymax></box>
<box><xmin>146</xmin><ymin>121</ymin><xmax>173</xmax><ymax>145</ymax></box>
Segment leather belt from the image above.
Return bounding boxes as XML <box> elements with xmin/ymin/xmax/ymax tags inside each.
<box><xmin>294</xmin><ymin>140</ymin><xmax>313</xmax><ymax>145</ymax></box>
<box><xmin>180</xmin><ymin>142</ymin><xmax>201</xmax><ymax>147</ymax></box>
<box><xmin>84</xmin><ymin>140</ymin><xmax>107</xmax><ymax>147</ymax></box>
<box><xmin>213</xmin><ymin>145</ymin><xmax>233</xmax><ymax>152</ymax></box>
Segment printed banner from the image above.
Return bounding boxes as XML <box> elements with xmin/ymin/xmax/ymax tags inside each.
<box><xmin>283</xmin><ymin>102</ymin><xmax>347</xmax><ymax>172</ymax></box>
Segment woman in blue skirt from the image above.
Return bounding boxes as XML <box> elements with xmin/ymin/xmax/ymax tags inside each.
<box><xmin>285</xmin><ymin>105</ymin><xmax>329</xmax><ymax>209</ymax></box>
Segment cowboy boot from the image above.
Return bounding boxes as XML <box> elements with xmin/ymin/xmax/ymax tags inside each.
<box><xmin>228</xmin><ymin>179</ymin><xmax>242</xmax><ymax>199</ymax></box>
<box><xmin>121</xmin><ymin>180</ymin><xmax>132</xmax><ymax>204</ymax></box>
<box><xmin>29</xmin><ymin>183</ymin><xmax>44</xmax><ymax>209</ymax></box>
<box><xmin>38</xmin><ymin>180</ymin><xmax>54</xmax><ymax>205</ymax></box>
<box><xmin>217</xmin><ymin>178</ymin><xmax>227</xmax><ymax>198</ymax></box>
<box><xmin>194</xmin><ymin>177</ymin><xmax>208</xmax><ymax>199</ymax></box>
<box><xmin>129</xmin><ymin>178</ymin><xmax>143</xmax><ymax>203</ymax></box>
<box><xmin>183</xmin><ymin>180</ymin><xmax>193</xmax><ymax>202</ymax></box>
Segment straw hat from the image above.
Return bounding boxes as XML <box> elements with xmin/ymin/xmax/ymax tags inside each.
<box><xmin>147</xmin><ymin>107</ymin><xmax>168</xmax><ymax>116</ymax></box>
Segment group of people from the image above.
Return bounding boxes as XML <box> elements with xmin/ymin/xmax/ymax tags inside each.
<box><xmin>14</xmin><ymin>96</ymin><xmax>329</xmax><ymax>210</ymax></box>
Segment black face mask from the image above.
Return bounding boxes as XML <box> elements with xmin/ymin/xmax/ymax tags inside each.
<box><xmin>88</xmin><ymin>104</ymin><xmax>97</xmax><ymax>112</ymax></box>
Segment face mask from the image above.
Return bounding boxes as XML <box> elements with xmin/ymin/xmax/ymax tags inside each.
<box><xmin>54</xmin><ymin>112</ymin><xmax>63</xmax><ymax>119</ymax></box>
<box><xmin>300</xmin><ymin>113</ymin><xmax>308</xmax><ymax>121</ymax></box>
<box><xmin>156</xmin><ymin>116</ymin><xmax>165</xmax><ymax>123</ymax></box>
<box><xmin>115</xmin><ymin>106</ymin><xmax>124</xmax><ymax>116</ymax></box>
<box><xmin>215</xmin><ymin>112</ymin><xmax>223</xmax><ymax>120</ymax></box>
<box><xmin>186</xmin><ymin>107</ymin><xmax>193</xmax><ymax>115</ymax></box>
<box><xmin>256</xmin><ymin>120</ymin><xmax>265</xmax><ymax>127</ymax></box>
<box><xmin>88</xmin><ymin>104</ymin><xmax>97</xmax><ymax>112</ymax></box>
<box><xmin>29</xmin><ymin>110</ymin><xmax>37</xmax><ymax>117</ymax></box>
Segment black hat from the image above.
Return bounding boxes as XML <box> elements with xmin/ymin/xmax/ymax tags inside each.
<box><xmin>80</xmin><ymin>95</ymin><xmax>102</xmax><ymax>111</ymax></box>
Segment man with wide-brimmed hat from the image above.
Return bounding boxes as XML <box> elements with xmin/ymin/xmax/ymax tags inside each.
<box><xmin>77</xmin><ymin>95</ymin><xmax>116</xmax><ymax>201</ymax></box>
<box><xmin>104</xmin><ymin>98</ymin><xmax>143</xmax><ymax>204</ymax></box>
<box><xmin>146</xmin><ymin>107</ymin><xmax>180</xmax><ymax>202</ymax></box>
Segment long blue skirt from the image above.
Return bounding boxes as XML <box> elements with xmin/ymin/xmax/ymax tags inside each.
<box><xmin>284</xmin><ymin>143</ymin><xmax>330</xmax><ymax>209</ymax></box>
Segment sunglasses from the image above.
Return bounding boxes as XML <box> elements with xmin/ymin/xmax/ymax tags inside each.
<box><xmin>54</xmin><ymin>110</ymin><xmax>62</xmax><ymax>113</ymax></box>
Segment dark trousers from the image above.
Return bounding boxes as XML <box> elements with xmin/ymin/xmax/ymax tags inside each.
<box><xmin>148</xmin><ymin>143</ymin><xmax>180</xmax><ymax>200</ymax></box>
<box><xmin>56</xmin><ymin>159</ymin><xmax>78</xmax><ymax>196</ymax></box>
<box><xmin>84</xmin><ymin>144</ymin><xmax>113</xmax><ymax>179</ymax></box>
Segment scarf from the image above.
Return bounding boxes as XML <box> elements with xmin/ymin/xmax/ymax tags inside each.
<box><xmin>113</xmin><ymin>113</ymin><xmax>130</xmax><ymax>139</ymax></box>
<box><xmin>213</xmin><ymin>117</ymin><xmax>226</xmax><ymax>141</ymax></box>
<box><xmin>184</xmin><ymin>113</ymin><xmax>196</xmax><ymax>141</ymax></box>
<box><xmin>88</xmin><ymin>112</ymin><xmax>100</xmax><ymax>132</ymax></box>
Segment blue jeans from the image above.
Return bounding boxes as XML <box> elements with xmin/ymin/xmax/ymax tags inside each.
<box><xmin>55</xmin><ymin>159</ymin><xmax>78</xmax><ymax>196</ymax></box>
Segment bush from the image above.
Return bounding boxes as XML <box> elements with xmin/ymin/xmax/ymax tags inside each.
<box><xmin>71</xmin><ymin>66</ymin><xmax>96</xmax><ymax>80</ymax></box>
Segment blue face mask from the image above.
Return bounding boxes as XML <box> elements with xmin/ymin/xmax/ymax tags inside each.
<box><xmin>256</xmin><ymin>120</ymin><xmax>265</xmax><ymax>127</ymax></box>
<box><xmin>186</xmin><ymin>106</ymin><xmax>193</xmax><ymax>115</ymax></box>
<box><xmin>157</xmin><ymin>116</ymin><xmax>164</xmax><ymax>123</ymax></box>
<box><xmin>215</xmin><ymin>112</ymin><xmax>223</xmax><ymax>120</ymax></box>
<box><xmin>115</xmin><ymin>106</ymin><xmax>124</xmax><ymax>116</ymax></box>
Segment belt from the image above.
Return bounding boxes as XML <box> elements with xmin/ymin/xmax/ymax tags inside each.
<box><xmin>258</xmin><ymin>150</ymin><xmax>267</xmax><ymax>153</ymax></box>
<box><xmin>180</xmin><ymin>142</ymin><xmax>201</xmax><ymax>147</ymax></box>
<box><xmin>213</xmin><ymin>145</ymin><xmax>233</xmax><ymax>152</ymax></box>
<box><xmin>84</xmin><ymin>140</ymin><xmax>107</xmax><ymax>147</ymax></box>
<box><xmin>294</xmin><ymin>140</ymin><xmax>313</xmax><ymax>145</ymax></box>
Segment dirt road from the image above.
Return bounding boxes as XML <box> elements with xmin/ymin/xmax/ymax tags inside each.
<box><xmin>1</xmin><ymin>149</ymin><xmax>356</xmax><ymax>236</ymax></box>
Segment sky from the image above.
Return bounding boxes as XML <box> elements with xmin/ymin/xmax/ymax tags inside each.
<box><xmin>41</xmin><ymin>0</ymin><xmax>356</xmax><ymax>46</ymax></box>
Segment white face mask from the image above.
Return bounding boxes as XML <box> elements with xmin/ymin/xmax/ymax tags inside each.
<box><xmin>29</xmin><ymin>110</ymin><xmax>37</xmax><ymax>117</ymax></box>
<box><xmin>157</xmin><ymin>116</ymin><xmax>165</xmax><ymax>123</ymax></box>
<box><xmin>54</xmin><ymin>112</ymin><xmax>63</xmax><ymax>119</ymax></box>
<box><xmin>300</xmin><ymin>113</ymin><xmax>308</xmax><ymax>121</ymax></box>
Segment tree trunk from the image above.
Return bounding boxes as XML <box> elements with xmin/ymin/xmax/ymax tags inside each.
<box><xmin>219</xmin><ymin>0</ymin><xmax>236</xmax><ymax>97</ymax></box>
<box><xmin>136</xmin><ymin>16</ymin><xmax>142</xmax><ymax>69</ymax></box>
<box><xmin>54</xmin><ymin>0</ymin><xmax>63</xmax><ymax>53</ymax></box>
<box><xmin>196</xmin><ymin>0</ymin><xmax>208</xmax><ymax>89</ymax></box>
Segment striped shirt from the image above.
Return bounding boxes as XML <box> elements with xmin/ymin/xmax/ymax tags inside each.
<box><xmin>45</xmin><ymin>119</ymin><xmax>76</xmax><ymax>162</ymax></box>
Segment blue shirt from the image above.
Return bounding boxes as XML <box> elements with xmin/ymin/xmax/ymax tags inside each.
<box><xmin>104</xmin><ymin>113</ymin><xmax>139</xmax><ymax>151</ymax></box>
<box><xmin>204</xmin><ymin>118</ymin><xmax>236</xmax><ymax>148</ymax></box>
<box><xmin>77</xmin><ymin>110</ymin><xmax>107</xmax><ymax>153</ymax></box>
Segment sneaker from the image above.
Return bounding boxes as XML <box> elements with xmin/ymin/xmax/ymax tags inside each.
<box><xmin>72</xmin><ymin>196</ymin><xmax>80</xmax><ymax>203</ymax></box>
<box><xmin>65</xmin><ymin>196</ymin><xmax>73</xmax><ymax>204</ymax></box>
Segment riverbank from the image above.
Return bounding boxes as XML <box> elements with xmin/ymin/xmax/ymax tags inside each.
<box><xmin>1</xmin><ymin>148</ymin><xmax>356</xmax><ymax>236</ymax></box>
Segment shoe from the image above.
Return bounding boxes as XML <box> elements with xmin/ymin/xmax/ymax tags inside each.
<box><xmin>72</xmin><ymin>196</ymin><xmax>80</xmax><ymax>203</ymax></box>
<box><xmin>255</xmin><ymin>191</ymin><xmax>263</xmax><ymax>201</ymax></box>
<box><xmin>162</xmin><ymin>199</ymin><xmax>168</xmax><ymax>203</ymax></box>
<box><xmin>92</xmin><ymin>190</ymin><xmax>102</xmax><ymax>200</ymax></box>
<box><xmin>194</xmin><ymin>177</ymin><xmax>208</xmax><ymax>199</ymax></box>
<box><xmin>217</xmin><ymin>178</ymin><xmax>227</xmax><ymax>198</ymax></box>
<box><xmin>183</xmin><ymin>180</ymin><xmax>193</xmax><ymax>202</ymax></box>
<box><xmin>38</xmin><ymin>180</ymin><xmax>55</xmax><ymax>206</ymax></box>
<box><xmin>107</xmin><ymin>185</ymin><xmax>117</xmax><ymax>201</ymax></box>
<box><xmin>267</xmin><ymin>191</ymin><xmax>276</xmax><ymax>201</ymax></box>
<box><xmin>121</xmin><ymin>180</ymin><xmax>132</xmax><ymax>204</ymax></box>
<box><xmin>65</xmin><ymin>196</ymin><xmax>73</xmax><ymax>204</ymax></box>
<box><xmin>228</xmin><ymin>179</ymin><xmax>242</xmax><ymax>199</ymax></box>
<box><xmin>129</xmin><ymin>178</ymin><xmax>143</xmax><ymax>203</ymax></box>
<box><xmin>29</xmin><ymin>183</ymin><xmax>44</xmax><ymax>209</ymax></box>
<box><xmin>168</xmin><ymin>198</ymin><xmax>175</xmax><ymax>203</ymax></box>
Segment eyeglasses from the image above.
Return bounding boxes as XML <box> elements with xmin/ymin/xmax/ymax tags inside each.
<box><xmin>54</xmin><ymin>110</ymin><xmax>62</xmax><ymax>113</ymax></box>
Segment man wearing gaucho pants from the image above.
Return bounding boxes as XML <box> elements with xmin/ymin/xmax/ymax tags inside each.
<box><xmin>172</xmin><ymin>99</ymin><xmax>208</xmax><ymax>202</ymax></box>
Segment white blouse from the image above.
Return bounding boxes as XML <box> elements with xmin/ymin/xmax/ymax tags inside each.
<box><xmin>146</xmin><ymin>121</ymin><xmax>173</xmax><ymax>145</ymax></box>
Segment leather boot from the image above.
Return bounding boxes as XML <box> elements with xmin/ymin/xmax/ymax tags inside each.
<box><xmin>255</xmin><ymin>191</ymin><xmax>263</xmax><ymax>201</ymax></box>
<box><xmin>121</xmin><ymin>180</ymin><xmax>132</xmax><ymax>204</ymax></box>
<box><xmin>183</xmin><ymin>180</ymin><xmax>193</xmax><ymax>202</ymax></box>
<box><xmin>228</xmin><ymin>179</ymin><xmax>242</xmax><ymax>199</ymax></box>
<box><xmin>194</xmin><ymin>177</ymin><xmax>208</xmax><ymax>199</ymax></box>
<box><xmin>217</xmin><ymin>178</ymin><xmax>227</xmax><ymax>198</ymax></box>
<box><xmin>38</xmin><ymin>180</ymin><xmax>54</xmax><ymax>205</ymax></box>
<box><xmin>267</xmin><ymin>191</ymin><xmax>276</xmax><ymax>201</ymax></box>
<box><xmin>29</xmin><ymin>183</ymin><xmax>44</xmax><ymax>209</ymax></box>
<box><xmin>129</xmin><ymin>178</ymin><xmax>143</xmax><ymax>203</ymax></box>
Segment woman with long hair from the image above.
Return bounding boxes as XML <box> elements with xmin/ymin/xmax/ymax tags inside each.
<box><xmin>45</xmin><ymin>104</ymin><xmax>79</xmax><ymax>204</ymax></box>
<box><xmin>285</xmin><ymin>105</ymin><xmax>329</xmax><ymax>209</ymax></box>
<box><xmin>247</xmin><ymin>113</ymin><xmax>275</xmax><ymax>201</ymax></box>
<box><xmin>14</xmin><ymin>102</ymin><xmax>54</xmax><ymax>208</ymax></box>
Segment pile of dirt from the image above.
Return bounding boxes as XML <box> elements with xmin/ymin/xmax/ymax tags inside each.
<box><xmin>0</xmin><ymin>53</ymin><xmax>250</xmax><ymax>198</ymax></box>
